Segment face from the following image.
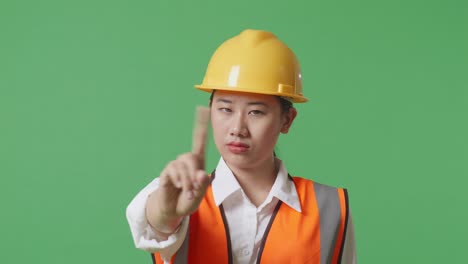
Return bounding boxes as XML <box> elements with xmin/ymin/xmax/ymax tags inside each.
<box><xmin>210</xmin><ymin>90</ymin><xmax>297</xmax><ymax>171</ymax></box>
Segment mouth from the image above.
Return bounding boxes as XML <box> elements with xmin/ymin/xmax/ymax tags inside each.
<box><xmin>226</xmin><ymin>142</ymin><xmax>250</xmax><ymax>154</ymax></box>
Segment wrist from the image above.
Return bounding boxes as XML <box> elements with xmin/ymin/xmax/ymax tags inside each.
<box><xmin>145</xmin><ymin>195</ymin><xmax>183</xmax><ymax>235</ymax></box>
<box><xmin>149</xmin><ymin>214</ymin><xmax>183</xmax><ymax>234</ymax></box>
<box><xmin>147</xmin><ymin>214</ymin><xmax>183</xmax><ymax>242</ymax></box>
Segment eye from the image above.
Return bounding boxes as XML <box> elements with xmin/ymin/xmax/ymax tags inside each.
<box><xmin>249</xmin><ymin>110</ymin><xmax>264</xmax><ymax>115</ymax></box>
<box><xmin>218</xmin><ymin>107</ymin><xmax>232</xmax><ymax>113</ymax></box>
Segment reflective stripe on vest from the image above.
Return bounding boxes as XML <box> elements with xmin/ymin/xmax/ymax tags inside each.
<box><xmin>152</xmin><ymin>175</ymin><xmax>349</xmax><ymax>264</ymax></box>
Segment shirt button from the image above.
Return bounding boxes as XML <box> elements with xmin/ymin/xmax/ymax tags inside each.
<box><xmin>242</xmin><ymin>248</ymin><xmax>250</xmax><ymax>256</ymax></box>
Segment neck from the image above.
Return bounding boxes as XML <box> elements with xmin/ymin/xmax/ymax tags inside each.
<box><xmin>228</xmin><ymin>156</ymin><xmax>279</xmax><ymax>207</ymax></box>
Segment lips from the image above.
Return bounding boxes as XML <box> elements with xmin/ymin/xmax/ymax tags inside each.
<box><xmin>227</xmin><ymin>141</ymin><xmax>250</xmax><ymax>154</ymax></box>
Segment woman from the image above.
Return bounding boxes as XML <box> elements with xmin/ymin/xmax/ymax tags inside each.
<box><xmin>127</xmin><ymin>29</ymin><xmax>356</xmax><ymax>264</ymax></box>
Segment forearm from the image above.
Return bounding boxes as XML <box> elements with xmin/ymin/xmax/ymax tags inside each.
<box><xmin>126</xmin><ymin>177</ymin><xmax>188</xmax><ymax>258</ymax></box>
<box><xmin>146</xmin><ymin>189</ymin><xmax>183</xmax><ymax>241</ymax></box>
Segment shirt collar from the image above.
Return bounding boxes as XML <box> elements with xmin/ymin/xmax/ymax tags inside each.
<box><xmin>211</xmin><ymin>157</ymin><xmax>302</xmax><ymax>213</ymax></box>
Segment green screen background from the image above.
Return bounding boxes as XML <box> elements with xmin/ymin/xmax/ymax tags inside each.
<box><xmin>1</xmin><ymin>0</ymin><xmax>467</xmax><ymax>263</ymax></box>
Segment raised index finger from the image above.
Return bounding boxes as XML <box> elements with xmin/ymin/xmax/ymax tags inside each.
<box><xmin>192</xmin><ymin>106</ymin><xmax>210</xmax><ymax>159</ymax></box>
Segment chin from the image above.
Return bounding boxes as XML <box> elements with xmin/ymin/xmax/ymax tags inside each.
<box><xmin>221</xmin><ymin>152</ymin><xmax>254</xmax><ymax>169</ymax></box>
<box><xmin>222</xmin><ymin>151</ymin><xmax>271</xmax><ymax>172</ymax></box>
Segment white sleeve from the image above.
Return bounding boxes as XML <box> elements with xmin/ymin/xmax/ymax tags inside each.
<box><xmin>125</xmin><ymin>177</ymin><xmax>189</xmax><ymax>262</ymax></box>
<box><xmin>341</xmin><ymin>212</ymin><xmax>357</xmax><ymax>264</ymax></box>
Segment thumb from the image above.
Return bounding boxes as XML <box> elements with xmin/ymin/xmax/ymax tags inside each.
<box><xmin>192</xmin><ymin>170</ymin><xmax>211</xmax><ymax>199</ymax></box>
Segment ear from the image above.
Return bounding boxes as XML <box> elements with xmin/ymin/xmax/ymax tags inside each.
<box><xmin>281</xmin><ymin>107</ymin><xmax>297</xmax><ymax>134</ymax></box>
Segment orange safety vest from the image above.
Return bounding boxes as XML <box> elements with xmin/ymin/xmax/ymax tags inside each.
<box><xmin>152</xmin><ymin>175</ymin><xmax>349</xmax><ymax>264</ymax></box>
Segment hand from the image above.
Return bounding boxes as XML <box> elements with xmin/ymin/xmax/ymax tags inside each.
<box><xmin>146</xmin><ymin>106</ymin><xmax>211</xmax><ymax>236</ymax></box>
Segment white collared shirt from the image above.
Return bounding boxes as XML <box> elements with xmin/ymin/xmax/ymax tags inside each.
<box><xmin>126</xmin><ymin>158</ymin><xmax>357</xmax><ymax>263</ymax></box>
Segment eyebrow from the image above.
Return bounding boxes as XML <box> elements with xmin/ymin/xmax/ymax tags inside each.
<box><xmin>215</xmin><ymin>98</ymin><xmax>232</xmax><ymax>104</ymax></box>
<box><xmin>215</xmin><ymin>98</ymin><xmax>268</xmax><ymax>106</ymax></box>
<box><xmin>247</xmin><ymin>101</ymin><xmax>267</xmax><ymax>106</ymax></box>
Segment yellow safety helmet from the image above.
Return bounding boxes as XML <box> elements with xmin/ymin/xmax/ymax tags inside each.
<box><xmin>195</xmin><ymin>29</ymin><xmax>308</xmax><ymax>103</ymax></box>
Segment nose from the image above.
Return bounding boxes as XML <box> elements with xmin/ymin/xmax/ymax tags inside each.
<box><xmin>229</xmin><ymin>112</ymin><xmax>249</xmax><ymax>138</ymax></box>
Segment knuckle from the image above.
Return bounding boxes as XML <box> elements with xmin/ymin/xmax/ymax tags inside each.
<box><xmin>177</xmin><ymin>152</ymin><xmax>192</xmax><ymax>160</ymax></box>
<box><xmin>167</xmin><ymin>160</ymin><xmax>177</xmax><ymax>168</ymax></box>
